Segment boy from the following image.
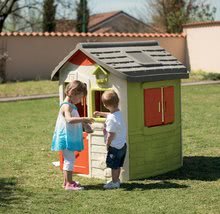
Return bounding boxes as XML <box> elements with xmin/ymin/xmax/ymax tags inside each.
<box><xmin>94</xmin><ymin>90</ymin><xmax>127</xmax><ymax>189</ymax></box>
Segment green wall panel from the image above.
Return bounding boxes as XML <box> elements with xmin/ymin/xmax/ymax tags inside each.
<box><xmin>127</xmin><ymin>79</ymin><xmax>182</xmax><ymax>179</ymax></box>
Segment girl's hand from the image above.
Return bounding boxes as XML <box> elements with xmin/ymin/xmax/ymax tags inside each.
<box><xmin>83</xmin><ymin>117</ymin><xmax>94</xmax><ymax>124</ymax></box>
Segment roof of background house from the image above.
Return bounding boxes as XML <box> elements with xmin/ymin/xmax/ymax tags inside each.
<box><xmin>88</xmin><ymin>10</ymin><xmax>160</xmax><ymax>33</ymax></box>
<box><xmin>89</xmin><ymin>11</ymin><xmax>120</xmax><ymax>28</ymax></box>
<box><xmin>51</xmin><ymin>41</ymin><xmax>188</xmax><ymax>82</ymax></box>
<box><xmin>55</xmin><ymin>10</ymin><xmax>160</xmax><ymax>33</ymax></box>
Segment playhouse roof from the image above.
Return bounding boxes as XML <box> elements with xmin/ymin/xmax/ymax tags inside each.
<box><xmin>51</xmin><ymin>41</ymin><xmax>189</xmax><ymax>82</ymax></box>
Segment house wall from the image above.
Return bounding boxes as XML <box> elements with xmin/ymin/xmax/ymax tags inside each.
<box><xmin>0</xmin><ymin>34</ymin><xmax>186</xmax><ymax>81</ymax></box>
<box><xmin>127</xmin><ymin>79</ymin><xmax>182</xmax><ymax>179</ymax></box>
<box><xmin>183</xmin><ymin>23</ymin><xmax>220</xmax><ymax>73</ymax></box>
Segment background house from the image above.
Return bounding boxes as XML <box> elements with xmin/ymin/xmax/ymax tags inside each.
<box><xmin>56</xmin><ymin>11</ymin><xmax>159</xmax><ymax>33</ymax></box>
<box><xmin>88</xmin><ymin>11</ymin><xmax>159</xmax><ymax>33</ymax></box>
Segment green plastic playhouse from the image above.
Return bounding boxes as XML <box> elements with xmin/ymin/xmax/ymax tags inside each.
<box><xmin>51</xmin><ymin>41</ymin><xmax>189</xmax><ymax>181</ymax></box>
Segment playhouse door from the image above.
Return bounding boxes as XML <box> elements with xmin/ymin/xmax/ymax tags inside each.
<box><xmin>74</xmin><ymin>132</ymin><xmax>89</xmax><ymax>174</ymax></box>
<box><xmin>59</xmin><ymin>132</ymin><xmax>89</xmax><ymax>175</ymax></box>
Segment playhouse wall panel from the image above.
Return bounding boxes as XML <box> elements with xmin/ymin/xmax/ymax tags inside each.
<box><xmin>91</xmin><ymin>168</ymin><xmax>105</xmax><ymax>178</ymax></box>
<box><xmin>91</xmin><ymin>160</ymin><xmax>106</xmax><ymax>169</ymax></box>
<box><xmin>91</xmin><ymin>135</ymin><xmax>105</xmax><ymax>146</ymax></box>
<box><xmin>91</xmin><ymin>152</ymin><xmax>106</xmax><ymax>161</ymax></box>
<box><xmin>127</xmin><ymin>79</ymin><xmax>182</xmax><ymax>179</ymax></box>
<box><xmin>91</xmin><ymin>145</ymin><xmax>107</xmax><ymax>153</ymax></box>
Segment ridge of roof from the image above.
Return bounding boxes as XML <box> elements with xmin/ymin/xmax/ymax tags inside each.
<box><xmin>0</xmin><ymin>32</ymin><xmax>185</xmax><ymax>38</ymax></box>
<box><xmin>77</xmin><ymin>40</ymin><xmax>159</xmax><ymax>49</ymax></box>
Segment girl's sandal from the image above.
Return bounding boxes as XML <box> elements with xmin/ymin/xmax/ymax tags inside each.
<box><xmin>65</xmin><ymin>182</ymin><xmax>84</xmax><ymax>191</ymax></box>
<box><xmin>63</xmin><ymin>181</ymin><xmax>80</xmax><ymax>188</ymax></box>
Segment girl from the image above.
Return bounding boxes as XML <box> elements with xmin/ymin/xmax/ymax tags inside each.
<box><xmin>51</xmin><ymin>80</ymin><xmax>94</xmax><ymax>191</ymax></box>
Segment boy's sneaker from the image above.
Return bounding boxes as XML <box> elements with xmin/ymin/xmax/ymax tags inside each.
<box><xmin>103</xmin><ymin>181</ymin><xmax>120</xmax><ymax>189</ymax></box>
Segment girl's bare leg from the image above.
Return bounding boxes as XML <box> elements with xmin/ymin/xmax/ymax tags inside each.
<box><xmin>64</xmin><ymin>170</ymin><xmax>73</xmax><ymax>186</ymax></box>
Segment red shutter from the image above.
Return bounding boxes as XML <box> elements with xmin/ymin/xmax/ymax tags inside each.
<box><xmin>163</xmin><ymin>86</ymin><xmax>175</xmax><ymax>124</ymax></box>
<box><xmin>144</xmin><ymin>88</ymin><xmax>163</xmax><ymax>127</ymax></box>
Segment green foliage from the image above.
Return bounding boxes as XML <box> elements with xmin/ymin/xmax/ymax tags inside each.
<box><xmin>42</xmin><ymin>0</ymin><xmax>56</xmax><ymax>32</ymax></box>
<box><xmin>150</xmin><ymin>0</ymin><xmax>216</xmax><ymax>33</ymax></box>
<box><xmin>0</xmin><ymin>85</ymin><xmax>220</xmax><ymax>213</ymax></box>
<box><xmin>190</xmin><ymin>70</ymin><xmax>220</xmax><ymax>81</ymax></box>
<box><xmin>76</xmin><ymin>0</ymin><xmax>90</xmax><ymax>33</ymax></box>
<box><xmin>188</xmin><ymin>1</ymin><xmax>216</xmax><ymax>22</ymax></box>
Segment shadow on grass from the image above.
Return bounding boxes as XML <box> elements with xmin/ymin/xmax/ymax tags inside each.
<box><xmin>83</xmin><ymin>180</ymin><xmax>189</xmax><ymax>191</ymax></box>
<box><xmin>84</xmin><ymin>156</ymin><xmax>219</xmax><ymax>191</ymax></box>
<box><xmin>121</xmin><ymin>181</ymin><xmax>188</xmax><ymax>191</ymax></box>
<box><xmin>0</xmin><ymin>177</ymin><xmax>18</xmax><ymax>207</ymax></box>
<box><xmin>150</xmin><ymin>156</ymin><xmax>220</xmax><ymax>181</ymax></box>
<box><xmin>84</xmin><ymin>181</ymin><xmax>188</xmax><ymax>191</ymax></box>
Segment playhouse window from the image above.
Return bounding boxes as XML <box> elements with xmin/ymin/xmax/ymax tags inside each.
<box><xmin>144</xmin><ymin>86</ymin><xmax>174</xmax><ymax>127</ymax></box>
<box><xmin>75</xmin><ymin>96</ymin><xmax>88</xmax><ymax>117</ymax></box>
<box><xmin>64</xmin><ymin>83</ymin><xmax>88</xmax><ymax>117</ymax></box>
<box><xmin>91</xmin><ymin>89</ymin><xmax>110</xmax><ymax>120</ymax></box>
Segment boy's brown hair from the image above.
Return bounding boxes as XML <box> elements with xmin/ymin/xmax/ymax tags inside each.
<box><xmin>101</xmin><ymin>90</ymin><xmax>119</xmax><ymax>108</ymax></box>
<box><xmin>65</xmin><ymin>80</ymin><xmax>87</xmax><ymax>96</ymax></box>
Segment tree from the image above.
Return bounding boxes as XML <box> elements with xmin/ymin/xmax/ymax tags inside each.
<box><xmin>149</xmin><ymin>0</ymin><xmax>216</xmax><ymax>33</ymax></box>
<box><xmin>75</xmin><ymin>0</ymin><xmax>89</xmax><ymax>32</ymax></box>
<box><xmin>42</xmin><ymin>0</ymin><xmax>56</xmax><ymax>32</ymax></box>
<box><xmin>0</xmin><ymin>0</ymin><xmax>43</xmax><ymax>32</ymax></box>
<box><xmin>0</xmin><ymin>0</ymin><xmax>19</xmax><ymax>32</ymax></box>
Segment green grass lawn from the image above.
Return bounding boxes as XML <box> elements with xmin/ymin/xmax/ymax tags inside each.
<box><xmin>0</xmin><ymin>84</ymin><xmax>220</xmax><ymax>214</ymax></box>
<box><xmin>0</xmin><ymin>80</ymin><xmax>58</xmax><ymax>97</ymax></box>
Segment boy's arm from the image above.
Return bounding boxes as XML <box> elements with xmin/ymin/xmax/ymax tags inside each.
<box><xmin>62</xmin><ymin>105</ymin><xmax>94</xmax><ymax>124</ymax></box>
<box><xmin>106</xmin><ymin>132</ymin><xmax>115</xmax><ymax>150</ymax></box>
<box><xmin>93</xmin><ymin>111</ymin><xmax>110</xmax><ymax>118</ymax></box>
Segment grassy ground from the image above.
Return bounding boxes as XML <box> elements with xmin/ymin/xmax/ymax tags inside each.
<box><xmin>0</xmin><ymin>84</ymin><xmax>220</xmax><ymax>214</ymax></box>
<box><xmin>0</xmin><ymin>80</ymin><xmax>58</xmax><ymax>97</ymax></box>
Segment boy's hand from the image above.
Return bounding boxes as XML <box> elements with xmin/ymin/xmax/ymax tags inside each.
<box><xmin>93</xmin><ymin>111</ymin><xmax>100</xmax><ymax>117</ymax></box>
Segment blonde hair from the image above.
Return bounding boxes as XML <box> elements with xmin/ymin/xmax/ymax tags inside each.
<box><xmin>101</xmin><ymin>90</ymin><xmax>119</xmax><ymax>108</ymax></box>
<box><xmin>65</xmin><ymin>80</ymin><xmax>87</xmax><ymax>96</ymax></box>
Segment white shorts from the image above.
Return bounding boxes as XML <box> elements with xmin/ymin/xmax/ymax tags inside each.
<box><xmin>63</xmin><ymin>149</ymin><xmax>75</xmax><ymax>171</ymax></box>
